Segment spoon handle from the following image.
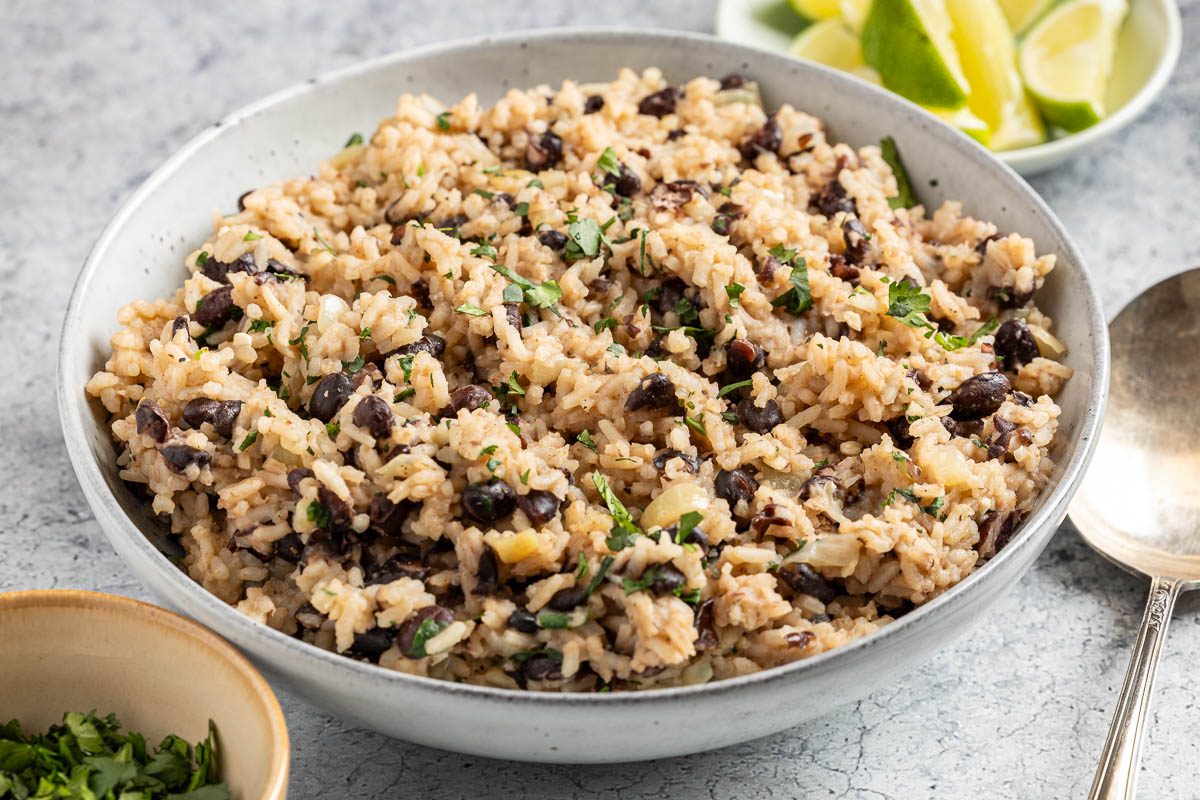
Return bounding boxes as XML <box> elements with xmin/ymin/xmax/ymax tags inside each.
<box><xmin>1089</xmin><ymin>575</ymin><xmax>1183</xmax><ymax>800</ymax></box>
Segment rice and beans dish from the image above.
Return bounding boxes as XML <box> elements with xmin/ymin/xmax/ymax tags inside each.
<box><xmin>87</xmin><ymin>69</ymin><xmax>1072</xmax><ymax>691</ymax></box>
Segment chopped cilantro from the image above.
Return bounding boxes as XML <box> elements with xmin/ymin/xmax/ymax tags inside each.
<box><xmin>359</xmin><ymin>327</ymin><xmax>372</xmax><ymax>339</ymax></box>
<box><xmin>527</xmin><ymin>178</ymin><xmax>544</xmax><ymax>189</ymax></box>
<box><xmin>238</xmin><ymin>430</ymin><xmax>258</xmax><ymax>451</ymax></box>
<box><xmin>592</xmin><ymin>472</ymin><xmax>641</xmax><ymax>551</ymax></box>
<box><xmin>456</xmin><ymin>303</ymin><xmax>488</xmax><ymax>317</ymax></box>
<box><xmin>436</xmin><ymin>111</ymin><xmax>452</xmax><ymax>131</ymax></box>
<box><xmin>404</xmin><ymin>615</ymin><xmax>451</xmax><ymax>657</ymax></box>
<box><xmin>770</xmin><ymin>247</ymin><xmax>812</xmax><ymax>315</ymax></box>
<box><xmin>717</xmin><ymin>379</ymin><xmax>752</xmax><ymax>398</ymax></box>
<box><xmin>341</xmin><ymin>356</ymin><xmax>365</xmax><ymax>374</ymax></box>
<box><xmin>684</xmin><ymin>415</ymin><xmax>707</xmax><ymax>437</ymax></box>
<box><xmin>520</xmin><ymin>468</ymin><xmax>531</xmax><ymax>485</ymax></box>
<box><xmin>675</xmin><ymin>510</ymin><xmax>703</xmax><ymax>544</ymax></box>
<box><xmin>880</xmin><ymin>136</ymin><xmax>916</xmax><ymax>209</ymax></box>
<box><xmin>345</xmin><ymin>132</ymin><xmax>364</xmax><ymax>147</ymax></box>
<box><xmin>397</xmin><ymin>354</ymin><xmax>416</xmax><ymax>382</ymax></box>
<box><xmin>596</xmin><ymin>146</ymin><xmax>621</xmax><ymax>177</ymax></box>
<box><xmin>513</xmin><ymin>202</ymin><xmax>530</xmax><ymax>217</ymax></box>
<box><xmin>196</xmin><ymin>250</ymin><xmax>209</xmax><ymax>266</ymax></box>
<box><xmin>594</xmin><ymin>317</ymin><xmax>618</xmax><ymax>333</ymax></box>
<box><xmin>374</xmin><ymin>275</ymin><xmax>397</xmax><ymax>285</ymax></box>
<box><xmin>248</xmin><ymin>319</ymin><xmax>274</xmax><ymax>333</ymax></box>
<box><xmin>325</xmin><ymin>422</ymin><xmax>340</xmax><ymax>438</ymax></box>
<box><xmin>473</xmin><ymin>188</ymin><xmax>494</xmax><ymax>199</ymax></box>
<box><xmin>585</xmin><ymin>555</ymin><xmax>615</xmax><ymax>595</ymax></box>
<box><xmin>563</xmin><ymin>216</ymin><xmax>603</xmax><ymax>262</ymax></box>
<box><xmin>490</xmin><ymin>263</ymin><xmax>564</xmax><ymax>315</ymax></box>
<box><xmin>307</xmin><ymin>498</ymin><xmax>332</xmax><ymax>529</ymax></box>
<box><xmin>725</xmin><ymin>282</ymin><xmax>745</xmax><ymax>308</ymax></box>
<box><xmin>471</xmin><ymin>242</ymin><xmax>498</xmax><ymax>260</ymax></box>
<box><xmin>313</xmin><ymin>227</ymin><xmax>336</xmax><ymax>255</ymax></box>
<box><xmin>503</xmin><ymin>371</ymin><xmax>526</xmax><ymax>397</ymax></box>
<box><xmin>577</xmin><ymin>429</ymin><xmax>598</xmax><ymax>452</ymax></box>
<box><xmin>243</xmin><ymin>230</ymin><xmax>263</xmax><ymax>241</ymax></box>
<box><xmin>395</xmin><ymin>387</ymin><xmax>416</xmax><ymax>402</ymax></box>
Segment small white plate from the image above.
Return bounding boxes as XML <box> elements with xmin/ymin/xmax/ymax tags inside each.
<box><xmin>715</xmin><ymin>0</ymin><xmax>1181</xmax><ymax>175</ymax></box>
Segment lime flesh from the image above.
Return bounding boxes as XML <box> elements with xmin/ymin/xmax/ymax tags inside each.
<box><xmin>861</xmin><ymin>0</ymin><xmax>970</xmax><ymax>108</ymax></box>
<box><xmin>789</xmin><ymin>0</ymin><xmax>843</xmax><ymax>20</ymax></box>
<box><xmin>997</xmin><ymin>0</ymin><xmax>1055</xmax><ymax>33</ymax></box>
<box><xmin>1019</xmin><ymin>0</ymin><xmax>1129</xmax><ymax>132</ymax></box>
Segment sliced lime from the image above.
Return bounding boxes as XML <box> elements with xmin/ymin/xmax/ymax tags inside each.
<box><xmin>1019</xmin><ymin>0</ymin><xmax>1129</xmax><ymax>133</ymax></box>
<box><xmin>997</xmin><ymin>0</ymin><xmax>1055</xmax><ymax>34</ymax></box>
<box><xmin>861</xmin><ymin>0</ymin><xmax>970</xmax><ymax>109</ymax></box>
<box><xmin>946</xmin><ymin>0</ymin><xmax>1046</xmax><ymax>149</ymax></box>
<box><xmin>838</xmin><ymin>0</ymin><xmax>873</xmax><ymax>32</ymax></box>
<box><xmin>789</xmin><ymin>19</ymin><xmax>879</xmax><ymax>80</ymax></box>
<box><xmin>789</xmin><ymin>0</ymin><xmax>843</xmax><ymax>20</ymax></box>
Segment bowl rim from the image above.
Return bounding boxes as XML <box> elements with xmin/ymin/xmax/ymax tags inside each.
<box><xmin>0</xmin><ymin>589</ymin><xmax>290</xmax><ymax>798</ymax></box>
<box><xmin>713</xmin><ymin>0</ymin><xmax>1183</xmax><ymax>171</ymax></box>
<box><xmin>58</xmin><ymin>26</ymin><xmax>1110</xmax><ymax>707</ymax></box>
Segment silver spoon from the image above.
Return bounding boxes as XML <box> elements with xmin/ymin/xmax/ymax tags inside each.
<box><xmin>1070</xmin><ymin>267</ymin><xmax>1200</xmax><ymax>799</ymax></box>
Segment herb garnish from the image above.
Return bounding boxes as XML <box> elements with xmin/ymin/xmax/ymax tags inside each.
<box><xmin>769</xmin><ymin>245</ymin><xmax>812</xmax><ymax>315</ymax></box>
<box><xmin>674</xmin><ymin>510</ymin><xmax>703</xmax><ymax>544</ymax></box>
<box><xmin>0</xmin><ymin>712</ymin><xmax>229</xmax><ymax>800</ymax></box>
<box><xmin>880</xmin><ymin>136</ymin><xmax>916</xmax><ymax>209</ymax></box>
<box><xmin>882</xmin><ymin>487</ymin><xmax>945</xmax><ymax>517</ymax></box>
<box><xmin>345</xmin><ymin>132</ymin><xmax>364</xmax><ymax>147</ymax></box>
<box><xmin>885</xmin><ymin>278</ymin><xmax>998</xmax><ymax>350</ymax></box>
<box><xmin>313</xmin><ymin>227</ymin><xmax>337</xmax><ymax>255</ymax></box>
<box><xmin>341</xmin><ymin>356</ymin><xmax>365</xmax><ymax>374</ymax></box>
<box><xmin>592</xmin><ymin>473</ymin><xmax>641</xmax><ymax>551</ymax></box>
<box><xmin>577</xmin><ymin>430</ymin><xmax>598</xmax><ymax>452</ymax></box>
<box><xmin>456</xmin><ymin>303</ymin><xmax>488</xmax><ymax>317</ymax></box>
<box><xmin>405</xmin><ymin>616</ymin><xmax>450</xmax><ymax>657</ymax></box>
<box><xmin>593</xmin><ymin>317</ymin><xmax>618</xmax><ymax>333</ymax></box>
<box><xmin>725</xmin><ymin>282</ymin><xmax>745</xmax><ymax>308</ymax></box>
<box><xmin>238</xmin><ymin>430</ymin><xmax>258</xmax><ymax>452</ymax></box>
<box><xmin>436</xmin><ymin>111</ymin><xmax>452</xmax><ymax>131</ymax></box>
<box><xmin>490</xmin><ymin>264</ymin><xmax>564</xmax><ymax>316</ymax></box>
<box><xmin>242</xmin><ymin>231</ymin><xmax>262</xmax><ymax>241</ymax></box>
<box><xmin>717</xmin><ymin>379</ymin><xmax>752</xmax><ymax>398</ymax></box>
<box><xmin>307</xmin><ymin>499</ymin><xmax>332</xmax><ymax>529</ymax></box>
<box><xmin>248</xmin><ymin>319</ymin><xmax>273</xmax><ymax>333</ymax></box>
<box><xmin>563</xmin><ymin>216</ymin><xmax>604</xmax><ymax>262</ymax></box>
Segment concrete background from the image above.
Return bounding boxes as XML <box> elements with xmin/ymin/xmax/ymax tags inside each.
<box><xmin>2</xmin><ymin>1</ymin><xmax>1198</xmax><ymax>796</ymax></box>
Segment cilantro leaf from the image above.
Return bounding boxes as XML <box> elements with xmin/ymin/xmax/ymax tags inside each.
<box><xmin>597</xmin><ymin>146</ymin><xmax>622</xmax><ymax>177</ymax></box>
<box><xmin>880</xmin><ymin>136</ymin><xmax>917</xmax><ymax>209</ymax></box>
<box><xmin>592</xmin><ymin>472</ymin><xmax>641</xmax><ymax>551</ymax></box>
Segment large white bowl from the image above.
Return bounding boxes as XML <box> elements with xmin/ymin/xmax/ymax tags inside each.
<box><xmin>715</xmin><ymin>0</ymin><xmax>1182</xmax><ymax>176</ymax></box>
<box><xmin>59</xmin><ymin>29</ymin><xmax>1109</xmax><ymax>763</ymax></box>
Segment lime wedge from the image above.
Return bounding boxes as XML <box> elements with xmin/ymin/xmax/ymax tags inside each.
<box><xmin>862</xmin><ymin>0</ymin><xmax>970</xmax><ymax>108</ymax></box>
<box><xmin>789</xmin><ymin>0</ymin><xmax>843</xmax><ymax>20</ymax></box>
<box><xmin>789</xmin><ymin>19</ymin><xmax>879</xmax><ymax>80</ymax></box>
<box><xmin>997</xmin><ymin>0</ymin><xmax>1055</xmax><ymax>34</ymax></box>
<box><xmin>930</xmin><ymin>106</ymin><xmax>992</xmax><ymax>146</ymax></box>
<box><xmin>946</xmin><ymin>0</ymin><xmax>1046</xmax><ymax>149</ymax></box>
<box><xmin>1019</xmin><ymin>0</ymin><xmax>1129</xmax><ymax>132</ymax></box>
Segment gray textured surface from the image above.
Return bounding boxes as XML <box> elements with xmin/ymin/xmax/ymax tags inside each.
<box><xmin>2</xmin><ymin>1</ymin><xmax>1199</xmax><ymax>797</ymax></box>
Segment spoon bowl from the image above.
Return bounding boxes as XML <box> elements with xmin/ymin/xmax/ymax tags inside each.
<box><xmin>1070</xmin><ymin>267</ymin><xmax>1200</xmax><ymax>798</ymax></box>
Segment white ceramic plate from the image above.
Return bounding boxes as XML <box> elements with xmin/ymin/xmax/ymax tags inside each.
<box><xmin>715</xmin><ymin>0</ymin><xmax>1181</xmax><ymax>175</ymax></box>
<box><xmin>59</xmin><ymin>28</ymin><xmax>1109</xmax><ymax>763</ymax></box>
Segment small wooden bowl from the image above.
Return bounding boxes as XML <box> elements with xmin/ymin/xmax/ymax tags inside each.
<box><xmin>0</xmin><ymin>590</ymin><xmax>289</xmax><ymax>799</ymax></box>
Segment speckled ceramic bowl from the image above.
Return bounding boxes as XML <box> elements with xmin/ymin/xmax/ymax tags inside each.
<box><xmin>0</xmin><ymin>590</ymin><xmax>289</xmax><ymax>798</ymax></box>
<box><xmin>58</xmin><ymin>29</ymin><xmax>1108</xmax><ymax>763</ymax></box>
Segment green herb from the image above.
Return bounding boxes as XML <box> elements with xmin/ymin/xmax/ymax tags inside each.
<box><xmin>471</xmin><ymin>242</ymin><xmax>498</xmax><ymax>260</ymax></box>
<box><xmin>479</xmin><ymin>445</ymin><xmax>499</xmax><ymax>457</ymax></box>
<box><xmin>617</xmin><ymin>197</ymin><xmax>634</xmax><ymax>222</ymax></box>
<box><xmin>436</xmin><ymin>111</ymin><xmax>452</xmax><ymax>131</ymax></box>
<box><xmin>313</xmin><ymin>227</ymin><xmax>336</xmax><ymax>255</ymax></box>
<box><xmin>196</xmin><ymin>251</ymin><xmax>209</xmax><ymax>266</ymax></box>
<box><xmin>593</xmin><ymin>317</ymin><xmax>618</xmax><ymax>333</ymax></box>
<box><xmin>725</xmin><ymin>282</ymin><xmax>745</xmax><ymax>308</ymax></box>
<box><xmin>490</xmin><ymin>264</ymin><xmax>564</xmax><ymax>315</ymax></box>
<box><xmin>513</xmin><ymin>202</ymin><xmax>530</xmax><ymax>217</ymax></box>
<box><xmin>404</xmin><ymin>616</ymin><xmax>451</xmax><ymax>657</ymax></box>
<box><xmin>486</xmin><ymin>457</ymin><xmax>502</xmax><ymax>473</ymax></box>
<box><xmin>891</xmin><ymin>451</ymin><xmax>908</xmax><ymax>462</ymax></box>
<box><xmin>880</xmin><ymin>136</ymin><xmax>916</xmax><ymax>209</ymax></box>
<box><xmin>289</xmin><ymin>324</ymin><xmax>310</xmax><ymax>360</ymax></box>
<box><xmin>575</xmin><ymin>554</ymin><xmax>589</xmax><ymax>580</ymax></box>
<box><xmin>397</xmin><ymin>354</ymin><xmax>416</xmax><ymax>382</ymax></box>
<box><xmin>238</xmin><ymin>430</ymin><xmax>258</xmax><ymax>451</ymax></box>
<box><xmin>717</xmin><ymin>379</ymin><xmax>752</xmax><ymax>398</ymax></box>
<box><xmin>473</xmin><ymin>188</ymin><xmax>494</xmax><ymax>199</ymax></box>
<box><xmin>341</xmin><ymin>356</ymin><xmax>365</xmax><ymax>374</ymax></box>
<box><xmin>242</xmin><ymin>230</ymin><xmax>263</xmax><ymax>241</ymax></box>
<box><xmin>596</xmin><ymin>146</ymin><xmax>621</xmax><ymax>177</ymax></box>
<box><xmin>674</xmin><ymin>510</ymin><xmax>703</xmax><ymax>544</ymax></box>
<box><xmin>482</xmin><ymin>164</ymin><xmax>504</xmax><ymax>175</ymax></box>
<box><xmin>0</xmin><ymin>712</ymin><xmax>230</xmax><ymax>800</ymax></box>
<box><xmin>505</xmin><ymin>421</ymin><xmax>520</xmax><ymax>436</ymax></box>
<box><xmin>968</xmin><ymin>318</ymin><xmax>1000</xmax><ymax>344</ymax></box>
<box><xmin>535</xmin><ymin>611</ymin><xmax>572</xmax><ymax>629</ymax></box>
<box><xmin>326</xmin><ymin>423</ymin><xmax>340</xmax><ymax>438</ymax></box>
<box><xmin>374</xmin><ymin>275</ymin><xmax>397</xmax><ymax>285</ymax></box>
<box><xmin>675</xmin><ymin>587</ymin><xmax>702</xmax><ymax>605</ymax></box>
<box><xmin>673</xmin><ymin>296</ymin><xmax>700</xmax><ymax>326</ymax></box>
<box><xmin>307</xmin><ymin>499</ymin><xmax>332</xmax><ymax>529</ymax></box>
<box><xmin>395</xmin><ymin>387</ymin><xmax>416</xmax><ymax>402</ymax></box>
<box><xmin>527</xmin><ymin>178</ymin><xmax>544</xmax><ymax>189</ymax></box>
<box><xmin>511</xmin><ymin>648</ymin><xmax>562</xmax><ymax>664</ymax></box>
<box><xmin>502</xmin><ymin>283</ymin><xmax>524</xmax><ymax>304</ymax></box>
<box><xmin>345</xmin><ymin>132</ymin><xmax>364</xmax><ymax>147</ymax></box>
<box><xmin>882</xmin><ymin>487</ymin><xmax>944</xmax><ymax>517</ymax></box>
<box><xmin>684</xmin><ymin>415</ymin><xmax>707</xmax><ymax>438</ymax></box>
<box><xmin>359</xmin><ymin>327</ymin><xmax>372</xmax><ymax>339</ymax></box>
<box><xmin>770</xmin><ymin>246</ymin><xmax>812</xmax><ymax>315</ymax></box>
<box><xmin>416</xmin><ymin>163</ymin><xmax>426</xmax><ymax>178</ymax></box>
<box><xmin>577</xmin><ymin>429</ymin><xmax>598</xmax><ymax>452</ymax></box>
<box><xmin>520</xmin><ymin>468</ymin><xmax>531</xmax><ymax>485</ymax></box>
<box><xmin>585</xmin><ymin>555</ymin><xmax>615</xmax><ymax>595</ymax></box>
<box><xmin>608</xmin><ymin>343</ymin><xmax>626</xmax><ymax>357</ymax></box>
<box><xmin>592</xmin><ymin>472</ymin><xmax>641</xmax><ymax>551</ymax></box>
<box><xmin>503</xmin><ymin>371</ymin><xmax>526</xmax><ymax>397</ymax></box>
<box><xmin>971</xmin><ymin>437</ymin><xmax>988</xmax><ymax>449</ymax></box>
<box><xmin>563</xmin><ymin>217</ymin><xmax>603</xmax><ymax>263</ymax></box>
<box><xmin>248</xmin><ymin>319</ymin><xmax>273</xmax><ymax>333</ymax></box>
<box><xmin>720</xmin><ymin>410</ymin><xmax>740</xmax><ymax>425</ymax></box>
<box><xmin>885</xmin><ymin>280</ymin><xmax>989</xmax><ymax>351</ymax></box>
<box><xmin>456</xmin><ymin>302</ymin><xmax>488</xmax><ymax>317</ymax></box>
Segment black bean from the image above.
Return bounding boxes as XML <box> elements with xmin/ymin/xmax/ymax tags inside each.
<box><xmin>647</xmin><ymin>564</ymin><xmax>686</xmax><ymax>595</ymax></box>
<box><xmin>193</xmin><ymin>285</ymin><xmax>235</xmax><ymax>328</ymax></box>
<box><xmin>638</xmin><ymin>87</ymin><xmax>681</xmax><ymax>117</ymax></box>
<box><xmin>171</xmin><ymin>316</ymin><xmax>191</xmax><ymax>338</ymax></box>
<box><xmin>810</xmin><ymin>179</ymin><xmax>856</xmax><ymax>218</ymax></box>
<box><xmin>475</xmin><ymin>546</ymin><xmax>499</xmax><ymax>595</ymax></box>
<box><xmin>993</xmin><ymin>319</ymin><xmax>1040</xmax><ymax>369</ymax></box>
<box><xmin>583</xmin><ymin>94</ymin><xmax>605</xmax><ymax>114</ymax></box>
<box><xmin>518</xmin><ymin>490</ymin><xmax>561</xmax><ymax>526</ymax></box>
<box><xmin>737</xmin><ymin>398</ymin><xmax>783</xmax><ymax>434</ymax></box>
<box><xmin>948</xmin><ymin>372</ymin><xmax>1011</xmax><ymax>420</ymax></box>
<box><xmin>975</xmin><ymin>232</ymin><xmax>1005</xmax><ymax>256</ymax></box>
<box><xmin>829</xmin><ymin>254</ymin><xmax>860</xmax><ymax>285</ymax></box>
<box><xmin>494</xmin><ymin>192</ymin><xmax>516</xmax><ymax>209</ymax></box>
<box><xmin>650</xmin><ymin>277</ymin><xmax>692</xmax><ymax>320</ymax></box>
<box><xmin>1013</xmin><ymin>391</ymin><xmax>1034</xmax><ymax>407</ymax></box>
<box><xmin>538</xmin><ymin>229</ymin><xmax>568</xmax><ymax>250</ymax></box>
<box><xmin>739</xmin><ymin>116</ymin><xmax>782</xmax><ymax>161</ymax></box>
<box><xmin>273</xmin><ymin>532</ymin><xmax>304</xmax><ymax>562</ymax></box>
<box><xmin>348</xmin><ymin>628</ymin><xmax>395</xmax><ymax>660</ymax></box>
<box><xmin>942</xmin><ymin>417</ymin><xmax>983</xmax><ymax>438</ymax></box>
<box><xmin>182</xmin><ymin>398</ymin><xmax>243</xmax><ymax>439</ymax></box>
<box><xmin>652</xmin><ymin>449</ymin><xmax>701</xmax><ymax>474</ymax></box>
<box><xmin>161</xmin><ymin>444</ymin><xmax>211</xmax><ymax>473</ymax></box>
<box><xmin>614</xmin><ymin>164</ymin><xmax>641</xmax><ymax>197</ymax></box>
<box><xmin>907</xmin><ymin>368</ymin><xmax>933</xmax><ymax>391</ymax></box>
<box><xmin>666</xmin><ymin>128</ymin><xmax>687</xmax><ymax>141</ymax></box>
<box><xmin>649</xmin><ymin>180</ymin><xmax>698</xmax><ymax>210</ymax></box>
<box><xmin>988</xmin><ymin>417</ymin><xmax>1017</xmax><ymax>460</ymax></box>
<box><xmin>366</xmin><ymin>561</ymin><xmax>429</xmax><ymax>586</ymax></box>
<box><xmin>723</xmin><ymin>340</ymin><xmax>766</xmax><ymax>384</ymax></box>
<box><xmin>524</xmin><ymin>131</ymin><xmax>563</xmax><ymax>171</ymax></box>
<box><xmin>521</xmin><ymin>654</ymin><xmax>562</xmax><ymax>681</ymax></box>
<box><xmin>886</xmin><ymin>416</ymin><xmax>914</xmax><ymax>449</ymax></box>
<box><xmin>776</xmin><ymin>562</ymin><xmax>839</xmax><ymax>603</ymax></box>
<box><xmin>442</xmin><ymin>384</ymin><xmax>493</xmax><ymax>417</ymax></box>
<box><xmin>757</xmin><ymin>254</ymin><xmax>783</xmax><ymax>283</ymax></box>
<box><xmin>547</xmin><ymin>585</ymin><xmax>589</xmax><ymax>611</ymax></box>
<box><xmin>842</xmin><ymin>218</ymin><xmax>871</xmax><ymax>265</ymax></box>
<box><xmin>988</xmin><ymin>284</ymin><xmax>1034</xmax><ymax>309</ymax></box>
<box><xmin>799</xmin><ymin>474</ymin><xmax>837</xmax><ymax>502</ymax></box>
<box><xmin>976</xmin><ymin>511</ymin><xmax>1021</xmax><ymax>559</ymax></box>
<box><xmin>353</xmin><ymin>395</ymin><xmax>394</xmax><ymax>440</ymax></box>
<box><xmin>715</xmin><ymin>468</ymin><xmax>758</xmax><ymax>512</ymax></box>
<box><xmin>507</xmin><ymin>608</ymin><xmax>539</xmax><ymax>633</ymax></box>
<box><xmin>287</xmin><ymin>468</ymin><xmax>314</xmax><ymax>495</ymax></box>
<box><xmin>264</xmin><ymin>258</ymin><xmax>305</xmax><ymax>281</ymax></box>
<box><xmin>397</xmin><ymin>605</ymin><xmax>454</xmax><ymax>658</ymax></box>
<box><xmin>392</xmin><ymin>334</ymin><xmax>446</xmax><ymax>359</ymax></box>
<box><xmin>317</xmin><ymin>487</ymin><xmax>353</xmax><ymax>529</ymax></box>
<box><xmin>462</xmin><ymin>479</ymin><xmax>517</xmax><ymax>524</ymax></box>
<box><xmin>682</xmin><ymin>526</ymin><xmax>708</xmax><ymax>553</ymax></box>
<box><xmin>135</xmin><ymin>401</ymin><xmax>169</xmax><ymax>443</ymax></box>
<box><xmin>719</xmin><ymin>73</ymin><xmax>748</xmax><ymax>90</ymax></box>
<box><xmin>786</xmin><ymin>631</ymin><xmax>816</xmax><ymax>649</ymax></box>
<box><xmin>308</xmin><ymin>372</ymin><xmax>354</xmax><ymax>422</ymax></box>
<box><xmin>694</xmin><ymin>599</ymin><xmax>718</xmax><ymax>651</ymax></box>
<box><xmin>750</xmin><ymin>504</ymin><xmax>791</xmax><ymax>534</ymax></box>
<box><xmin>625</xmin><ymin>373</ymin><xmax>681</xmax><ymax>413</ymax></box>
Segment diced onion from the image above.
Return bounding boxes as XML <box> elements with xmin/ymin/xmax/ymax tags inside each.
<box><xmin>641</xmin><ymin>483</ymin><xmax>711</xmax><ymax>530</ymax></box>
